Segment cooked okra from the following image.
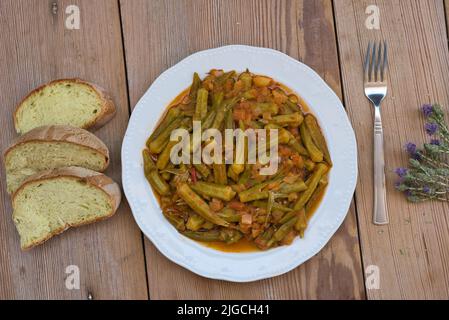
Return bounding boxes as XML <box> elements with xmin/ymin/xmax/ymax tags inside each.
<box><xmin>143</xmin><ymin>70</ymin><xmax>332</xmax><ymax>251</ymax></box>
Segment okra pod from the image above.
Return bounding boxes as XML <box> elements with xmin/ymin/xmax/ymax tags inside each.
<box><xmin>250</xmin><ymin>121</ymin><xmax>264</xmax><ymax>129</ymax></box>
<box><xmin>239</xmin><ymin>190</ymin><xmax>269</xmax><ymax>203</ymax></box>
<box><xmin>294</xmin><ymin>209</ymin><xmax>308</xmax><ymax>233</ymax></box>
<box><xmin>156</xmin><ymin>139</ymin><xmax>178</xmax><ymax>170</ymax></box>
<box><xmin>279</xmin><ymin>180</ymin><xmax>307</xmax><ymax>194</ymax></box>
<box><xmin>191</xmin><ymin>181</ymin><xmax>236</xmax><ymax>201</ymax></box>
<box><xmin>149</xmin><ymin>116</ymin><xmax>183</xmax><ymax>154</ymax></box>
<box><xmin>238</xmin><ymin>176</ymin><xmax>283</xmax><ymax>202</ymax></box>
<box><xmin>304</xmin><ymin>159</ymin><xmax>316</xmax><ymax>171</ymax></box>
<box><xmin>146</xmin><ymin>169</ymin><xmax>170</xmax><ymax>196</ymax></box>
<box><xmin>237</xmin><ymin>165</ymin><xmax>252</xmax><ymax>185</ymax></box>
<box><xmin>231</xmin><ymin>120</ymin><xmax>246</xmax><ymax>175</ymax></box>
<box><xmin>283</xmin><ymin>99</ymin><xmax>298</xmax><ymax>113</ymax></box>
<box><xmin>177</xmin><ymin>183</ymin><xmax>229</xmax><ymax>227</ymax></box>
<box><xmin>147</xmin><ymin>107</ymin><xmax>181</xmax><ymax>145</ymax></box>
<box><xmin>143</xmin><ymin>149</ymin><xmax>170</xmax><ymax>195</ymax></box>
<box><xmin>300</xmin><ymin>123</ymin><xmax>323</xmax><ymax>162</ymax></box>
<box><xmin>219</xmin><ymin>229</ymin><xmax>243</xmax><ymax>244</ymax></box>
<box><xmin>218</xmin><ymin>208</ymin><xmax>241</xmax><ymax>223</ymax></box>
<box><xmin>161</xmin><ymin>171</ymin><xmax>171</xmax><ymax>181</ymax></box>
<box><xmin>266</xmin><ymin>123</ymin><xmax>308</xmax><ymax>155</ymax></box>
<box><xmin>182</xmin><ymin>230</ymin><xmax>222</xmax><ymax>242</ymax></box>
<box><xmin>305</xmin><ymin>178</ymin><xmax>328</xmax><ymax>219</ymax></box>
<box><xmin>183</xmin><ymin>229</ymin><xmax>242</xmax><ymax>243</ymax></box>
<box><xmin>194</xmin><ymin>88</ymin><xmax>208</xmax><ymax>121</ymax></box>
<box><xmin>225</xmin><ymin>109</ymin><xmax>235</xmax><ymax>130</ymax></box>
<box><xmin>281</xmin><ymin>103</ymin><xmax>294</xmax><ymax>114</ymax></box>
<box><xmin>269</xmin><ymin>216</ymin><xmax>298</xmax><ymax>245</ymax></box>
<box><xmin>212</xmin><ymin>109</ymin><xmax>226</xmax><ymax>130</ymax></box>
<box><xmin>213</xmin><ymin>163</ymin><xmax>228</xmax><ymax>185</ymax></box>
<box><xmin>230</xmin><ymin>163</ymin><xmax>244</xmax><ymax>177</ymax></box>
<box><xmin>290</xmin><ymin>141</ymin><xmax>309</xmax><ymax>157</ymax></box>
<box><xmin>240</xmin><ymin>72</ymin><xmax>252</xmax><ymax>89</ymax></box>
<box><xmin>278</xmin><ymin>211</ymin><xmax>294</xmax><ymax>224</ymax></box>
<box><xmin>202</xmin><ymin>221</ymin><xmax>214</xmax><ymax>230</ymax></box>
<box><xmin>271</xmin><ymin>112</ymin><xmax>303</xmax><ymax>126</ymax></box>
<box><xmin>304</xmin><ymin>114</ymin><xmax>332</xmax><ymax>165</ymax></box>
<box><xmin>265</xmin><ymin>124</ymin><xmax>290</xmax><ymax>144</ymax></box>
<box><xmin>164</xmin><ymin>213</ymin><xmax>185</xmax><ymax>231</ymax></box>
<box><xmin>216</xmin><ymin>71</ymin><xmax>236</xmax><ymax>85</ymax></box>
<box><xmin>143</xmin><ymin>149</ymin><xmax>156</xmax><ymax>175</ymax></box>
<box><xmin>212</xmin><ymin>91</ymin><xmax>224</xmax><ymax>110</ymax></box>
<box><xmin>252</xmin><ymin>200</ymin><xmax>293</xmax><ymax>213</ymax></box>
<box><xmin>202</xmin><ymin>109</ymin><xmax>217</xmax><ymax>130</ymax></box>
<box><xmin>294</xmin><ymin>163</ymin><xmax>328</xmax><ymax>210</ymax></box>
<box><xmin>193</xmin><ymin>163</ymin><xmax>211</xmax><ymax>178</ymax></box>
<box><xmin>186</xmin><ymin>214</ymin><xmax>205</xmax><ymax>231</ymax></box>
<box><xmin>227</xmin><ymin>166</ymin><xmax>240</xmax><ymax>182</ymax></box>
<box><xmin>189</xmin><ymin>72</ymin><xmax>201</xmax><ymax>100</ymax></box>
<box><xmin>212</xmin><ymin>97</ymin><xmax>239</xmax><ymax>129</ymax></box>
<box><xmin>255</xmin><ymin>227</ymin><xmax>275</xmax><ymax>250</ymax></box>
<box><xmin>143</xmin><ymin>149</ymin><xmax>169</xmax><ymax>196</ymax></box>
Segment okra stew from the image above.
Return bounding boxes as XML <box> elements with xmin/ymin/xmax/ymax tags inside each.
<box><xmin>143</xmin><ymin>69</ymin><xmax>332</xmax><ymax>252</ymax></box>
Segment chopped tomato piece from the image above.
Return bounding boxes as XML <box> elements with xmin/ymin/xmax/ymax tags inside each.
<box><xmin>190</xmin><ymin>167</ymin><xmax>197</xmax><ymax>183</ymax></box>
<box><xmin>228</xmin><ymin>201</ymin><xmax>246</xmax><ymax>211</ymax></box>
<box><xmin>279</xmin><ymin>145</ymin><xmax>293</xmax><ymax>157</ymax></box>
<box><xmin>233</xmin><ymin>108</ymin><xmax>247</xmax><ymax>121</ymax></box>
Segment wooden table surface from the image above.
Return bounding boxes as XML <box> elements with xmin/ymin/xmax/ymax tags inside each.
<box><xmin>1</xmin><ymin>0</ymin><xmax>448</xmax><ymax>300</ymax></box>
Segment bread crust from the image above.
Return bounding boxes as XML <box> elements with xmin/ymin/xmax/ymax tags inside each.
<box><xmin>13</xmin><ymin>79</ymin><xmax>117</xmax><ymax>134</ymax></box>
<box><xmin>4</xmin><ymin>125</ymin><xmax>110</xmax><ymax>169</ymax></box>
<box><xmin>12</xmin><ymin>166</ymin><xmax>121</xmax><ymax>250</ymax></box>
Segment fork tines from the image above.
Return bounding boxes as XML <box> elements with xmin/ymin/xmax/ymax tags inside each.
<box><xmin>364</xmin><ymin>41</ymin><xmax>388</xmax><ymax>83</ymax></box>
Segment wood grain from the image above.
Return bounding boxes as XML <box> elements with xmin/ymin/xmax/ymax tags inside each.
<box><xmin>0</xmin><ymin>0</ymin><xmax>147</xmax><ymax>299</ymax></box>
<box><xmin>120</xmin><ymin>0</ymin><xmax>365</xmax><ymax>299</ymax></box>
<box><xmin>334</xmin><ymin>0</ymin><xmax>449</xmax><ymax>299</ymax></box>
<box><xmin>445</xmin><ymin>0</ymin><xmax>449</xmax><ymax>35</ymax></box>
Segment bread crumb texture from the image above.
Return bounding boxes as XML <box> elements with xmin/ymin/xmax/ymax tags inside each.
<box><xmin>15</xmin><ymin>80</ymin><xmax>103</xmax><ymax>134</ymax></box>
<box><xmin>6</xmin><ymin>142</ymin><xmax>107</xmax><ymax>193</ymax></box>
<box><xmin>13</xmin><ymin>177</ymin><xmax>113</xmax><ymax>249</ymax></box>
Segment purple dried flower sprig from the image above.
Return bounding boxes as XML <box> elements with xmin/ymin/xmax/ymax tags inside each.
<box><xmin>422</xmin><ymin>104</ymin><xmax>434</xmax><ymax>118</ymax></box>
<box><xmin>425</xmin><ymin>122</ymin><xmax>439</xmax><ymax>136</ymax></box>
<box><xmin>395</xmin><ymin>167</ymin><xmax>408</xmax><ymax>178</ymax></box>
<box><xmin>430</xmin><ymin>139</ymin><xmax>440</xmax><ymax>146</ymax></box>
<box><xmin>405</xmin><ymin>142</ymin><xmax>417</xmax><ymax>155</ymax></box>
<box><xmin>395</xmin><ymin>104</ymin><xmax>449</xmax><ymax>202</ymax></box>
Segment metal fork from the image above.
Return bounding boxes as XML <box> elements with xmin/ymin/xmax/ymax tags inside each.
<box><xmin>364</xmin><ymin>41</ymin><xmax>389</xmax><ymax>225</ymax></box>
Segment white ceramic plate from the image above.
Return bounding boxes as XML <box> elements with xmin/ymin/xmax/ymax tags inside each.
<box><xmin>122</xmin><ymin>45</ymin><xmax>357</xmax><ymax>282</ymax></box>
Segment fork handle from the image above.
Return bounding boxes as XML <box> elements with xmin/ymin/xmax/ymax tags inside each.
<box><xmin>373</xmin><ymin>106</ymin><xmax>389</xmax><ymax>225</ymax></box>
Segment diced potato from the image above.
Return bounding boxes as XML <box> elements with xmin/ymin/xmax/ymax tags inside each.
<box><xmin>253</xmin><ymin>76</ymin><xmax>272</xmax><ymax>87</ymax></box>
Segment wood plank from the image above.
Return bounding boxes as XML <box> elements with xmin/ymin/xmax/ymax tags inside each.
<box><xmin>120</xmin><ymin>0</ymin><xmax>365</xmax><ymax>299</ymax></box>
<box><xmin>334</xmin><ymin>0</ymin><xmax>449</xmax><ymax>299</ymax></box>
<box><xmin>0</xmin><ymin>0</ymin><xmax>148</xmax><ymax>299</ymax></box>
<box><xmin>445</xmin><ymin>0</ymin><xmax>449</xmax><ymax>35</ymax></box>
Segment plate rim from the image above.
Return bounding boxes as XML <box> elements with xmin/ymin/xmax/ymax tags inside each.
<box><xmin>122</xmin><ymin>45</ymin><xmax>358</xmax><ymax>282</ymax></box>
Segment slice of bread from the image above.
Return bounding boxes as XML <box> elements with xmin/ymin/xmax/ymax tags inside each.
<box><xmin>12</xmin><ymin>166</ymin><xmax>121</xmax><ymax>250</ymax></box>
<box><xmin>4</xmin><ymin>125</ymin><xmax>110</xmax><ymax>194</ymax></box>
<box><xmin>14</xmin><ymin>79</ymin><xmax>116</xmax><ymax>135</ymax></box>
